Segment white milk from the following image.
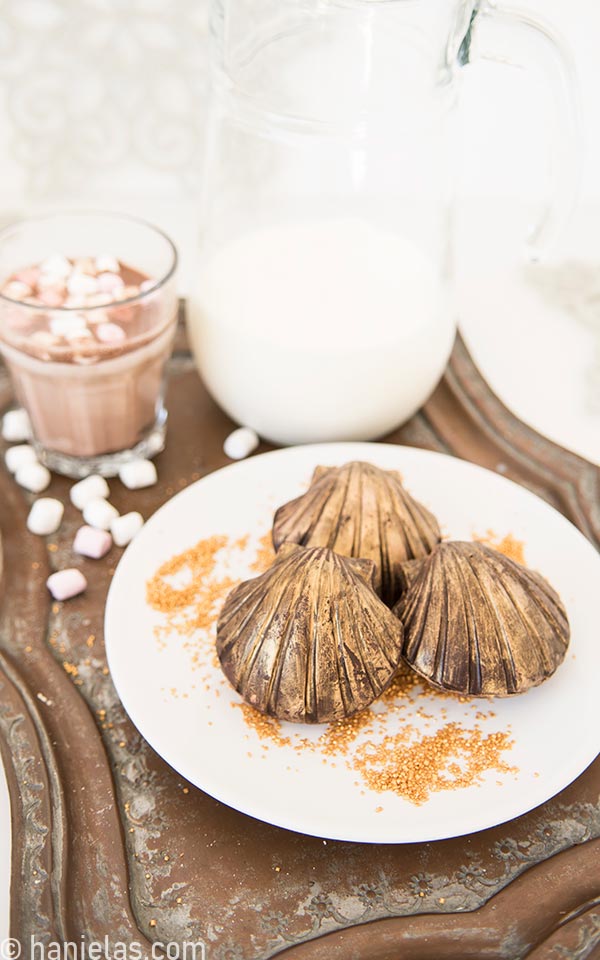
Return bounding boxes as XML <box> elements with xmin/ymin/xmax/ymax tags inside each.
<box><xmin>188</xmin><ymin>218</ymin><xmax>455</xmax><ymax>444</ymax></box>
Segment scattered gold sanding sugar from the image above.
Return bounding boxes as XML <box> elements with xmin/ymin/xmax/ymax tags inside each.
<box><xmin>148</xmin><ymin>531</ymin><xmax>517</xmax><ymax>804</ymax></box>
<box><xmin>353</xmin><ymin>722</ymin><xmax>516</xmax><ymax>805</ymax></box>
<box><xmin>475</xmin><ymin>529</ymin><xmax>526</xmax><ymax>566</ymax></box>
<box><xmin>146</xmin><ymin>535</ymin><xmax>228</xmax><ymax>612</ymax></box>
<box><xmin>250</xmin><ymin>532</ymin><xmax>275</xmax><ymax>573</ymax></box>
<box><xmin>233</xmin><ymin>702</ymin><xmax>291</xmax><ymax>747</ymax></box>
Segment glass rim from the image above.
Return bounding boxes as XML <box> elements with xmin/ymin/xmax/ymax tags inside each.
<box><xmin>0</xmin><ymin>210</ymin><xmax>178</xmax><ymax>312</ymax></box>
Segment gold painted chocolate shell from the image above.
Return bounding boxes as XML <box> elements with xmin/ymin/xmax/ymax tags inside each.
<box><xmin>395</xmin><ymin>541</ymin><xmax>570</xmax><ymax>697</ymax></box>
<box><xmin>216</xmin><ymin>542</ymin><xmax>404</xmax><ymax>723</ymax></box>
<box><xmin>272</xmin><ymin>461</ymin><xmax>441</xmax><ymax>607</ymax></box>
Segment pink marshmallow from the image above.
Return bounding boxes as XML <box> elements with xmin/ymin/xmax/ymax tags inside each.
<box><xmin>95</xmin><ymin>322</ymin><xmax>125</xmax><ymax>343</ymax></box>
<box><xmin>46</xmin><ymin>568</ymin><xmax>87</xmax><ymax>601</ymax></box>
<box><xmin>73</xmin><ymin>525</ymin><xmax>112</xmax><ymax>559</ymax></box>
<box><xmin>38</xmin><ymin>288</ymin><xmax>66</xmax><ymax>307</ymax></box>
<box><xmin>15</xmin><ymin>267</ymin><xmax>40</xmax><ymax>288</ymax></box>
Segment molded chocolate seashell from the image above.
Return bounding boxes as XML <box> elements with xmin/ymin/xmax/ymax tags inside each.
<box><xmin>394</xmin><ymin>541</ymin><xmax>570</xmax><ymax>697</ymax></box>
<box><xmin>216</xmin><ymin>543</ymin><xmax>404</xmax><ymax>723</ymax></box>
<box><xmin>272</xmin><ymin>461</ymin><xmax>441</xmax><ymax>606</ymax></box>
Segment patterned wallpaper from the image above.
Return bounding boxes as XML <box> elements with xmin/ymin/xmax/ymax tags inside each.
<box><xmin>0</xmin><ymin>0</ymin><xmax>209</xmax><ymax>232</ymax></box>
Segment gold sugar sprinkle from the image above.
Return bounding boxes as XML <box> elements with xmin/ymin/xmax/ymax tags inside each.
<box><xmin>233</xmin><ymin>702</ymin><xmax>291</xmax><ymax>747</ymax></box>
<box><xmin>148</xmin><ymin>530</ymin><xmax>518</xmax><ymax>806</ymax></box>
<box><xmin>250</xmin><ymin>532</ymin><xmax>275</xmax><ymax>574</ymax></box>
<box><xmin>475</xmin><ymin>529</ymin><xmax>526</xmax><ymax>566</ymax></box>
<box><xmin>353</xmin><ymin>722</ymin><xmax>516</xmax><ymax>805</ymax></box>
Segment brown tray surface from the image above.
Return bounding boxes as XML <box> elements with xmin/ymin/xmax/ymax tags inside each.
<box><xmin>0</xmin><ymin>314</ymin><xmax>599</xmax><ymax>959</ymax></box>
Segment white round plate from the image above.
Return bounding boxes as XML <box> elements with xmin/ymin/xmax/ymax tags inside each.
<box><xmin>105</xmin><ymin>443</ymin><xmax>600</xmax><ymax>843</ymax></box>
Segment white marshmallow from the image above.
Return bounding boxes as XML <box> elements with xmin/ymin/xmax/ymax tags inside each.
<box><xmin>95</xmin><ymin>322</ymin><xmax>125</xmax><ymax>343</ymax></box>
<box><xmin>16</xmin><ymin>461</ymin><xmax>51</xmax><ymax>493</ymax></box>
<box><xmin>119</xmin><ymin>459</ymin><xmax>157</xmax><ymax>490</ymax></box>
<box><xmin>95</xmin><ymin>254</ymin><xmax>120</xmax><ymax>274</ymax></box>
<box><xmin>97</xmin><ymin>272</ymin><xmax>125</xmax><ymax>294</ymax></box>
<box><xmin>40</xmin><ymin>254</ymin><xmax>71</xmax><ymax>279</ymax></box>
<box><xmin>73</xmin><ymin>257</ymin><xmax>96</xmax><ymax>276</ymax></box>
<box><xmin>27</xmin><ymin>498</ymin><xmax>64</xmax><ymax>535</ymax></box>
<box><xmin>82</xmin><ymin>497</ymin><xmax>119</xmax><ymax>530</ymax></box>
<box><xmin>37</xmin><ymin>272</ymin><xmax>66</xmax><ymax>291</ymax></box>
<box><xmin>223</xmin><ymin>427</ymin><xmax>259</xmax><ymax>461</ymax></box>
<box><xmin>140</xmin><ymin>278</ymin><xmax>157</xmax><ymax>293</ymax></box>
<box><xmin>2</xmin><ymin>408</ymin><xmax>32</xmax><ymax>442</ymax></box>
<box><xmin>46</xmin><ymin>568</ymin><xmax>87</xmax><ymax>601</ymax></box>
<box><xmin>67</xmin><ymin>272</ymin><xmax>98</xmax><ymax>297</ymax></box>
<box><xmin>111</xmin><ymin>511</ymin><xmax>144</xmax><ymax>547</ymax></box>
<box><xmin>70</xmin><ymin>474</ymin><xmax>110</xmax><ymax>510</ymax></box>
<box><xmin>5</xmin><ymin>443</ymin><xmax>37</xmax><ymax>473</ymax></box>
<box><xmin>3</xmin><ymin>280</ymin><xmax>32</xmax><ymax>300</ymax></box>
<box><xmin>120</xmin><ymin>284</ymin><xmax>140</xmax><ymax>300</ymax></box>
<box><xmin>49</xmin><ymin>312</ymin><xmax>88</xmax><ymax>339</ymax></box>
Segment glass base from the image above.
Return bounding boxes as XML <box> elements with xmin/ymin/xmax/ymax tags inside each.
<box><xmin>33</xmin><ymin>407</ymin><xmax>167</xmax><ymax>479</ymax></box>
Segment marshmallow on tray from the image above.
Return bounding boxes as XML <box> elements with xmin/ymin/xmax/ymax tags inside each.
<box><xmin>46</xmin><ymin>568</ymin><xmax>87</xmax><ymax>601</ymax></box>
<box><xmin>5</xmin><ymin>443</ymin><xmax>37</xmax><ymax>474</ymax></box>
<box><xmin>119</xmin><ymin>458</ymin><xmax>157</xmax><ymax>490</ymax></box>
<box><xmin>111</xmin><ymin>511</ymin><xmax>143</xmax><ymax>547</ymax></box>
<box><xmin>2</xmin><ymin>408</ymin><xmax>32</xmax><ymax>442</ymax></box>
<box><xmin>27</xmin><ymin>498</ymin><xmax>64</xmax><ymax>536</ymax></box>
<box><xmin>82</xmin><ymin>497</ymin><xmax>119</xmax><ymax>530</ymax></box>
<box><xmin>223</xmin><ymin>426</ymin><xmax>259</xmax><ymax>461</ymax></box>
<box><xmin>70</xmin><ymin>474</ymin><xmax>110</xmax><ymax>510</ymax></box>
<box><xmin>73</xmin><ymin>525</ymin><xmax>112</xmax><ymax>559</ymax></box>
<box><xmin>16</xmin><ymin>461</ymin><xmax>51</xmax><ymax>493</ymax></box>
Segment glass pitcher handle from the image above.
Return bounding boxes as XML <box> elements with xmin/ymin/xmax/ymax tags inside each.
<box><xmin>461</xmin><ymin>0</ymin><xmax>582</xmax><ymax>258</ymax></box>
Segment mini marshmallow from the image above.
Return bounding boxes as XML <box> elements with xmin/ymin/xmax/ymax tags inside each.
<box><xmin>97</xmin><ymin>272</ymin><xmax>125</xmax><ymax>294</ymax></box>
<box><xmin>82</xmin><ymin>497</ymin><xmax>119</xmax><ymax>530</ymax></box>
<box><xmin>119</xmin><ymin>458</ymin><xmax>157</xmax><ymax>490</ymax></box>
<box><xmin>73</xmin><ymin>524</ymin><xmax>112</xmax><ymax>559</ymax></box>
<box><xmin>223</xmin><ymin>427</ymin><xmax>259</xmax><ymax>461</ymax></box>
<box><xmin>85</xmin><ymin>294</ymin><xmax>112</xmax><ymax>308</ymax></box>
<box><xmin>140</xmin><ymin>278</ymin><xmax>157</xmax><ymax>293</ymax></box>
<box><xmin>95</xmin><ymin>254</ymin><xmax>120</xmax><ymax>274</ymax></box>
<box><xmin>37</xmin><ymin>272</ymin><xmax>66</xmax><ymax>291</ymax></box>
<box><xmin>15</xmin><ymin>267</ymin><xmax>40</xmax><ymax>288</ymax></box>
<box><xmin>3</xmin><ymin>280</ymin><xmax>32</xmax><ymax>300</ymax></box>
<box><xmin>70</xmin><ymin>330</ymin><xmax>94</xmax><ymax>343</ymax></box>
<box><xmin>38</xmin><ymin>288</ymin><xmax>66</xmax><ymax>307</ymax></box>
<box><xmin>74</xmin><ymin>257</ymin><xmax>96</xmax><ymax>276</ymax></box>
<box><xmin>16</xmin><ymin>461</ymin><xmax>51</xmax><ymax>493</ymax></box>
<box><xmin>67</xmin><ymin>272</ymin><xmax>98</xmax><ymax>297</ymax></box>
<box><xmin>40</xmin><ymin>254</ymin><xmax>71</xmax><ymax>279</ymax></box>
<box><xmin>5</xmin><ymin>443</ymin><xmax>37</xmax><ymax>473</ymax></box>
<box><xmin>120</xmin><ymin>285</ymin><xmax>140</xmax><ymax>300</ymax></box>
<box><xmin>49</xmin><ymin>312</ymin><xmax>88</xmax><ymax>338</ymax></box>
<box><xmin>27</xmin><ymin>498</ymin><xmax>64</xmax><ymax>535</ymax></box>
<box><xmin>29</xmin><ymin>331</ymin><xmax>60</xmax><ymax>358</ymax></box>
<box><xmin>46</xmin><ymin>568</ymin><xmax>87</xmax><ymax>601</ymax></box>
<box><xmin>2</xmin><ymin>408</ymin><xmax>32</xmax><ymax>442</ymax></box>
<box><xmin>111</xmin><ymin>511</ymin><xmax>144</xmax><ymax>547</ymax></box>
<box><xmin>70</xmin><ymin>474</ymin><xmax>110</xmax><ymax>509</ymax></box>
<box><xmin>95</xmin><ymin>322</ymin><xmax>125</xmax><ymax>343</ymax></box>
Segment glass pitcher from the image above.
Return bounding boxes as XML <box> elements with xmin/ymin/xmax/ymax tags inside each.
<box><xmin>188</xmin><ymin>0</ymin><xmax>578</xmax><ymax>445</ymax></box>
